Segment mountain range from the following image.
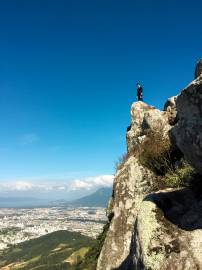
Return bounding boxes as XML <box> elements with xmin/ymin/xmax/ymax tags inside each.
<box><xmin>0</xmin><ymin>187</ymin><xmax>112</xmax><ymax>208</ymax></box>
<box><xmin>53</xmin><ymin>187</ymin><xmax>112</xmax><ymax>208</ymax></box>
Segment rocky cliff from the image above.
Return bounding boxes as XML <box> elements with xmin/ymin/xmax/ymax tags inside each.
<box><xmin>97</xmin><ymin>60</ymin><xmax>202</xmax><ymax>270</ymax></box>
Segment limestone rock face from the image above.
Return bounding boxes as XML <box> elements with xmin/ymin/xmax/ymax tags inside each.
<box><xmin>164</xmin><ymin>96</ymin><xmax>177</xmax><ymax>111</ymax></box>
<box><xmin>133</xmin><ymin>188</ymin><xmax>202</xmax><ymax>269</ymax></box>
<box><xmin>164</xmin><ymin>95</ymin><xmax>178</xmax><ymax>125</ymax></box>
<box><xmin>97</xmin><ymin>102</ymin><xmax>169</xmax><ymax>270</ymax></box>
<box><xmin>127</xmin><ymin>101</ymin><xmax>170</xmax><ymax>154</ymax></box>
<box><xmin>171</xmin><ymin>75</ymin><xmax>202</xmax><ymax>174</ymax></box>
<box><xmin>97</xmin><ymin>156</ymin><xmax>155</xmax><ymax>270</ymax></box>
<box><xmin>97</xmin><ymin>64</ymin><xmax>202</xmax><ymax>270</ymax></box>
<box><xmin>195</xmin><ymin>59</ymin><xmax>202</xmax><ymax>78</ymax></box>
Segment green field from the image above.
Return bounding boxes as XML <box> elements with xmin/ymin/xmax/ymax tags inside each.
<box><xmin>0</xmin><ymin>230</ymin><xmax>95</xmax><ymax>270</ymax></box>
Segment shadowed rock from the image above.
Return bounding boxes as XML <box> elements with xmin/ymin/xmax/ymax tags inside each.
<box><xmin>145</xmin><ymin>188</ymin><xmax>202</xmax><ymax>231</ymax></box>
<box><xmin>171</xmin><ymin>71</ymin><xmax>202</xmax><ymax>174</ymax></box>
<box><xmin>131</xmin><ymin>188</ymin><xmax>202</xmax><ymax>269</ymax></box>
<box><xmin>195</xmin><ymin>59</ymin><xmax>202</xmax><ymax>78</ymax></box>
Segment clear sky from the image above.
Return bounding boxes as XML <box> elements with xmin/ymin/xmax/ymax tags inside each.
<box><xmin>0</xmin><ymin>0</ymin><xmax>202</xmax><ymax>199</ymax></box>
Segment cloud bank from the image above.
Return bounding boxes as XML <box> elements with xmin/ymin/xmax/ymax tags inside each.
<box><xmin>0</xmin><ymin>175</ymin><xmax>114</xmax><ymax>194</ymax></box>
<box><xmin>69</xmin><ymin>175</ymin><xmax>113</xmax><ymax>191</ymax></box>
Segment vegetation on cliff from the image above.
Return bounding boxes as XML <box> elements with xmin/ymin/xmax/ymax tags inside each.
<box><xmin>74</xmin><ymin>222</ymin><xmax>110</xmax><ymax>270</ymax></box>
<box><xmin>139</xmin><ymin>129</ymin><xmax>176</xmax><ymax>175</ymax></box>
<box><xmin>116</xmin><ymin>127</ymin><xmax>197</xmax><ymax>190</ymax></box>
<box><xmin>138</xmin><ymin>129</ymin><xmax>199</xmax><ymax>189</ymax></box>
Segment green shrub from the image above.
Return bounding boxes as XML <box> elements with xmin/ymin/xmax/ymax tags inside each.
<box><xmin>73</xmin><ymin>222</ymin><xmax>110</xmax><ymax>270</ymax></box>
<box><xmin>164</xmin><ymin>165</ymin><xmax>196</xmax><ymax>188</ymax></box>
<box><xmin>139</xmin><ymin>130</ymin><xmax>176</xmax><ymax>175</ymax></box>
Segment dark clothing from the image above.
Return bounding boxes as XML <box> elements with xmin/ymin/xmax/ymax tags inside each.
<box><xmin>137</xmin><ymin>85</ymin><xmax>143</xmax><ymax>101</ymax></box>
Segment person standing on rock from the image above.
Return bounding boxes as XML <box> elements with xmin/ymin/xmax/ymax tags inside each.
<box><xmin>137</xmin><ymin>82</ymin><xmax>143</xmax><ymax>101</ymax></box>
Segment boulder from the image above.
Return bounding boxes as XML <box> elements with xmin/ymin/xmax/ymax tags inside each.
<box><xmin>127</xmin><ymin>101</ymin><xmax>171</xmax><ymax>153</ymax></box>
<box><xmin>164</xmin><ymin>96</ymin><xmax>178</xmax><ymax>125</ymax></box>
<box><xmin>171</xmin><ymin>75</ymin><xmax>202</xmax><ymax>174</ymax></box>
<box><xmin>132</xmin><ymin>188</ymin><xmax>202</xmax><ymax>269</ymax></box>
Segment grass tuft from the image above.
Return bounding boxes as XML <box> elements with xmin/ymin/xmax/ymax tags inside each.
<box><xmin>139</xmin><ymin>130</ymin><xmax>175</xmax><ymax>175</ymax></box>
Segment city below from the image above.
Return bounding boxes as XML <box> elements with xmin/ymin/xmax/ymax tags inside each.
<box><xmin>0</xmin><ymin>207</ymin><xmax>107</xmax><ymax>250</ymax></box>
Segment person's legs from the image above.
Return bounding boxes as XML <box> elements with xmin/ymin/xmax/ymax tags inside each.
<box><xmin>137</xmin><ymin>95</ymin><xmax>143</xmax><ymax>101</ymax></box>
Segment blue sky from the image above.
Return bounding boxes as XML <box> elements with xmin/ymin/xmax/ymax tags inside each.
<box><xmin>0</xmin><ymin>0</ymin><xmax>202</xmax><ymax>199</ymax></box>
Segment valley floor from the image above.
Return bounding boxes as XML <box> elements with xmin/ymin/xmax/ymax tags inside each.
<box><xmin>0</xmin><ymin>207</ymin><xmax>107</xmax><ymax>250</ymax></box>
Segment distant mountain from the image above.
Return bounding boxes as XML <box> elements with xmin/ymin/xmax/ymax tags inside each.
<box><xmin>0</xmin><ymin>187</ymin><xmax>112</xmax><ymax>208</ymax></box>
<box><xmin>56</xmin><ymin>187</ymin><xmax>112</xmax><ymax>208</ymax></box>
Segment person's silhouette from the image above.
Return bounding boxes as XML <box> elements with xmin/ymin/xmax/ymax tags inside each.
<box><xmin>137</xmin><ymin>83</ymin><xmax>143</xmax><ymax>101</ymax></box>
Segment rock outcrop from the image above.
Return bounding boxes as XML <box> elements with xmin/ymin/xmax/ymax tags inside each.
<box><xmin>127</xmin><ymin>102</ymin><xmax>171</xmax><ymax>154</ymax></box>
<box><xmin>172</xmin><ymin>70</ymin><xmax>202</xmax><ymax>174</ymax></box>
<box><xmin>97</xmin><ymin>102</ymin><xmax>173</xmax><ymax>270</ymax></box>
<box><xmin>195</xmin><ymin>59</ymin><xmax>202</xmax><ymax>78</ymax></box>
<box><xmin>164</xmin><ymin>95</ymin><xmax>178</xmax><ymax>125</ymax></box>
<box><xmin>133</xmin><ymin>189</ymin><xmax>202</xmax><ymax>269</ymax></box>
<box><xmin>97</xmin><ymin>60</ymin><xmax>202</xmax><ymax>270</ymax></box>
<box><xmin>97</xmin><ymin>156</ymin><xmax>155</xmax><ymax>270</ymax></box>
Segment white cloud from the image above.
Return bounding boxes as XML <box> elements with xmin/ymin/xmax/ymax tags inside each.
<box><xmin>69</xmin><ymin>175</ymin><xmax>114</xmax><ymax>191</ymax></box>
<box><xmin>0</xmin><ymin>175</ymin><xmax>114</xmax><ymax>194</ymax></box>
<box><xmin>10</xmin><ymin>181</ymin><xmax>35</xmax><ymax>191</ymax></box>
<box><xmin>19</xmin><ymin>133</ymin><xmax>38</xmax><ymax>145</ymax></box>
<box><xmin>0</xmin><ymin>181</ymin><xmax>44</xmax><ymax>192</ymax></box>
<box><xmin>57</xmin><ymin>186</ymin><xmax>66</xmax><ymax>190</ymax></box>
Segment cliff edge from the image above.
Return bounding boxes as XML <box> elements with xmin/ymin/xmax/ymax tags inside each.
<box><xmin>97</xmin><ymin>60</ymin><xmax>202</xmax><ymax>270</ymax></box>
